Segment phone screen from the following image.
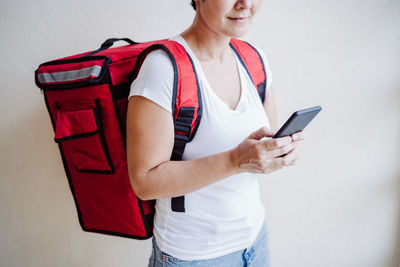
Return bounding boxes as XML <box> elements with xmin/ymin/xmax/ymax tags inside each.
<box><xmin>273</xmin><ymin>106</ymin><xmax>322</xmax><ymax>138</ymax></box>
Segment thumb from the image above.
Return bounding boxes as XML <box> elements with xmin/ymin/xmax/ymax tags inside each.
<box><xmin>247</xmin><ymin>127</ymin><xmax>276</xmax><ymax>140</ymax></box>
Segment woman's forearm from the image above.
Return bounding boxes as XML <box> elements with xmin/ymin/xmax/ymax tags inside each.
<box><xmin>127</xmin><ymin>96</ymin><xmax>297</xmax><ymax>201</ymax></box>
<box><xmin>133</xmin><ymin>150</ymin><xmax>238</xmax><ymax>201</ymax></box>
<box><xmin>264</xmin><ymin>86</ymin><xmax>278</xmax><ymax>132</ymax></box>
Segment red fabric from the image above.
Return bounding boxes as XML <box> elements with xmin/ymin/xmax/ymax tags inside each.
<box><xmin>95</xmin><ymin>41</ymin><xmax>161</xmax><ymax>62</ymax></box>
<box><xmin>66</xmin><ymin>133</ymin><xmax>113</xmax><ymax>172</ymax></box>
<box><xmin>46</xmin><ymin>84</ymin><xmax>147</xmax><ymax>237</ymax></box>
<box><xmin>230</xmin><ymin>39</ymin><xmax>265</xmax><ymax>90</ymax></box>
<box><xmin>53</xmin><ymin>108</ymin><xmax>112</xmax><ymax>172</ymax></box>
<box><xmin>109</xmin><ymin>58</ymin><xmax>138</xmax><ymax>85</ymax></box>
<box><xmin>54</xmin><ymin>109</ymin><xmax>98</xmax><ymax>140</ymax></box>
<box><xmin>161</xmin><ymin>40</ymin><xmax>200</xmax><ymax>138</ymax></box>
<box><xmin>142</xmin><ymin>200</ymin><xmax>155</xmax><ymax>215</ymax></box>
<box><xmin>36</xmin><ymin>38</ymin><xmax>204</xmax><ymax>239</ymax></box>
<box><xmin>116</xmin><ymin>98</ymin><xmax>128</xmax><ymax>138</ymax></box>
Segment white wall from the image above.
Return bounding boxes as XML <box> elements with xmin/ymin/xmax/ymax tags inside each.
<box><xmin>1</xmin><ymin>0</ymin><xmax>399</xmax><ymax>266</ymax></box>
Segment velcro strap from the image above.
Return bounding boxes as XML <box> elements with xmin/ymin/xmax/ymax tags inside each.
<box><xmin>170</xmin><ymin>107</ymin><xmax>196</xmax><ymax>212</ymax></box>
<box><xmin>171</xmin><ymin>196</ymin><xmax>185</xmax><ymax>212</ymax></box>
<box><xmin>171</xmin><ymin>138</ymin><xmax>188</xmax><ymax>161</ymax></box>
<box><xmin>257</xmin><ymin>81</ymin><xmax>266</xmax><ymax>103</ymax></box>
<box><xmin>174</xmin><ymin>107</ymin><xmax>195</xmax><ymax>138</ymax></box>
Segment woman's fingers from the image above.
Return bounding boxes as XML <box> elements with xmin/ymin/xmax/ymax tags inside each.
<box><xmin>291</xmin><ymin>131</ymin><xmax>308</xmax><ymax>141</ymax></box>
<box><xmin>261</xmin><ymin>136</ymin><xmax>292</xmax><ymax>151</ymax></box>
<box><xmin>265</xmin><ymin>142</ymin><xmax>293</xmax><ymax>158</ymax></box>
<box><xmin>282</xmin><ymin>146</ymin><xmax>302</xmax><ymax>166</ymax></box>
<box><xmin>247</xmin><ymin>127</ymin><xmax>276</xmax><ymax>140</ymax></box>
<box><xmin>265</xmin><ymin>139</ymin><xmax>305</xmax><ymax>164</ymax></box>
<box><xmin>235</xmin><ymin>130</ymin><xmax>308</xmax><ymax>174</ymax></box>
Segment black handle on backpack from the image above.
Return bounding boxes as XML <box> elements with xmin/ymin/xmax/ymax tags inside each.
<box><xmin>84</xmin><ymin>38</ymin><xmax>138</xmax><ymax>57</ymax></box>
<box><xmin>101</xmin><ymin>38</ymin><xmax>137</xmax><ymax>49</ymax></box>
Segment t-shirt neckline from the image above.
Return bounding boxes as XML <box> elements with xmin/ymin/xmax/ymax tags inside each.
<box><xmin>172</xmin><ymin>35</ymin><xmax>246</xmax><ymax>112</ymax></box>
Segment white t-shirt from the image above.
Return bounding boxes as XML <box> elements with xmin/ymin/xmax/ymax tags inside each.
<box><xmin>129</xmin><ymin>35</ymin><xmax>273</xmax><ymax>260</ymax></box>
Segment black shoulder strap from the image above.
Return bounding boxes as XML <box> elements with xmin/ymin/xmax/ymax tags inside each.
<box><xmin>147</xmin><ymin>41</ymin><xmax>203</xmax><ymax>213</ymax></box>
<box><xmin>131</xmin><ymin>41</ymin><xmax>202</xmax><ymax>213</ymax></box>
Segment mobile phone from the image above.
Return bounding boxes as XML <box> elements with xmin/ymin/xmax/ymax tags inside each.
<box><xmin>273</xmin><ymin>105</ymin><xmax>322</xmax><ymax>138</ymax></box>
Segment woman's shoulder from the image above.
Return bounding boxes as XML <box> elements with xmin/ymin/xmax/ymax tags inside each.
<box><xmin>139</xmin><ymin>48</ymin><xmax>174</xmax><ymax>74</ymax></box>
<box><xmin>129</xmin><ymin>47</ymin><xmax>175</xmax><ymax>113</ymax></box>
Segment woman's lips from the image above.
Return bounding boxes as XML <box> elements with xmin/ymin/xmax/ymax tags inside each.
<box><xmin>228</xmin><ymin>17</ymin><xmax>249</xmax><ymax>22</ymax></box>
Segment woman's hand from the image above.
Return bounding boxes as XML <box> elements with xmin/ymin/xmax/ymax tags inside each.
<box><xmin>230</xmin><ymin>127</ymin><xmax>307</xmax><ymax>174</ymax></box>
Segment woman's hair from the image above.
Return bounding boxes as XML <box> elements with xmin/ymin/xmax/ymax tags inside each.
<box><xmin>191</xmin><ymin>0</ymin><xmax>196</xmax><ymax>10</ymax></box>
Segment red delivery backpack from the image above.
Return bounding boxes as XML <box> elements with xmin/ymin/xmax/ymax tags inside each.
<box><xmin>34</xmin><ymin>37</ymin><xmax>267</xmax><ymax>240</ymax></box>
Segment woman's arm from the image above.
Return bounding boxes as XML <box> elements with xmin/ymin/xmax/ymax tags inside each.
<box><xmin>126</xmin><ymin>96</ymin><xmax>239</xmax><ymax>200</ymax></box>
<box><xmin>126</xmin><ymin>95</ymin><xmax>295</xmax><ymax>201</ymax></box>
<box><xmin>263</xmin><ymin>85</ymin><xmax>278</xmax><ymax>132</ymax></box>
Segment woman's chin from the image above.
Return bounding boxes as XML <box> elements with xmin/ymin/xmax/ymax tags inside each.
<box><xmin>226</xmin><ymin>29</ymin><xmax>250</xmax><ymax>39</ymax></box>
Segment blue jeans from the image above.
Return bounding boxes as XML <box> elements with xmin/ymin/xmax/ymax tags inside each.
<box><xmin>147</xmin><ymin>221</ymin><xmax>270</xmax><ymax>267</ymax></box>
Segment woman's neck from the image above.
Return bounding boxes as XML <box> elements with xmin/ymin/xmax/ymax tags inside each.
<box><xmin>180</xmin><ymin>20</ymin><xmax>233</xmax><ymax>63</ymax></box>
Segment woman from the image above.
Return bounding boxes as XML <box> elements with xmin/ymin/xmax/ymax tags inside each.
<box><xmin>126</xmin><ymin>0</ymin><xmax>306</xmax><ymax>266</ymax></box>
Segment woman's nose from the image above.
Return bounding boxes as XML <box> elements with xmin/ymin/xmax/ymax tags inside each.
<box><xmin>235</xmin><ymin>0</ymin><xmax>252</xmax><ymax>10</ymax></box>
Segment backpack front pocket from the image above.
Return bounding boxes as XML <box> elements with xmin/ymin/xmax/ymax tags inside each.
<box><xmin>54</xmin><ymin>100</ymin><xmax>114</xmax><ymax>174</ymax></box>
